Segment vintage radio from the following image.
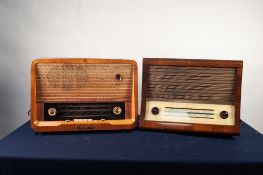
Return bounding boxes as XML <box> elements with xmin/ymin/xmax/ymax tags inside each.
<box><xmin>139</xmin><ymin>58</ymin><xmax>243</xmax><ymax>135</ymax></box>
<box><xmin>31</xmin><ymin>58</ymin><xmax>138</xmax><ymax>132</ymax></box>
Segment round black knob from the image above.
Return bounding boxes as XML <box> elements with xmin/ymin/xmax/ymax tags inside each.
<box><xmin>151</xmin><ymin>107</ymin><xmax>159</xmax><ymax>115</ymax></box>
<box><xmin>115</xmin><ymin>74</ymin><xmax>122</xmax><ymax>81</ymax></box>
<box><xmin>220</xmin><ymin>111</ymin><xmax>229</xmax><ymax>119</ymax></box>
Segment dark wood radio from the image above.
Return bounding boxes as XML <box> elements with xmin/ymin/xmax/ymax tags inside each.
<box><xmin>31</xmin><ymin>58</ymin><xmax>138</xmax><ymax>132</ymax></box>
<box><xmin>139</xmin><ymin>58</ymin><xmax>243</xmax><ymax>135</ymax></box>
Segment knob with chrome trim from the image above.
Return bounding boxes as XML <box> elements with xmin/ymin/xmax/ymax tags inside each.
<box><xmin>48</xmin><ymin>108</ymin><xmax>57</xmax><ymax>117</ymax></box>
<box><xmin>113</xmin><ymin>106</ymin><xmax>122</xmax><ymax>115</ymax></box>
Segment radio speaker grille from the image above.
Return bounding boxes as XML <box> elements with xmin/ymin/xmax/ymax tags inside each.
<box><xmin>146</xmin><ymin>66</ymin><xmax>236</xmax><ymax>104</ymax></box>
<box><xmin>35</xmin><ymin>63</ymin><xmax>133</xmax><ymax>102</ymax></box>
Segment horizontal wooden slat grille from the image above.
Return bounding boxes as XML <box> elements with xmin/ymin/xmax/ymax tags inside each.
<box><xmin>146</xmin><ymin>66</ymin><xmax>236</xmax><ymax>104</ymax></box>
<box><xmin>35</xmin><ymin>63</ymin><xmax>133</xmax><ymax>102</ymax></box>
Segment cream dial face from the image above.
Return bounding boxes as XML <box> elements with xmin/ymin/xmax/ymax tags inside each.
<box><xmin>145</xmin><ymin>100</ymin><xmax>235</xmax><ymax>126</ymax></box>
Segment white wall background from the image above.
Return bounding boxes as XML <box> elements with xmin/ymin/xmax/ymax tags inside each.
<box><xmin>0</xmin><ymin>0</ymin><xmax>263</xmax><ymax>138</ymax></box>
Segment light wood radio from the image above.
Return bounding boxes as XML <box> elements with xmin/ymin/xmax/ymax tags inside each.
<box><xmin>31</xmin><ymin>59</ymin><xmax>138</xmax><ymax>132</ymax></box>
<box><xmin>139</xmin><ymin>58</ymin><xmax>243</xmax><ymax>135</ymax></box>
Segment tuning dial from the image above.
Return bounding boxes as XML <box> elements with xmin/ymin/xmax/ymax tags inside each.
<box><xmin>151</xmin><ymin>107</ymin><xmax>159</xmax><ymax>115</ymax></box>
<box><xmin>220</xmin><ymin>111</ymin><xmax>229</xmax><ymax>119</ymax></box>
<box><xmin>113</xmin><ymin>106</ymin><xmax>122</xmax><ymax>115</ymax></box>
<box><xmin>48</xmin><ymin>108</ymin><xmax>57</xmax><ymax>117</ymax></box>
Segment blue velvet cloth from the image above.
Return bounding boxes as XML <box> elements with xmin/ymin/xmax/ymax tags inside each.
<box><xmin>0</xmin><ymin>121</ymin><xmax>263</xmax><ymax>175</ymax></box>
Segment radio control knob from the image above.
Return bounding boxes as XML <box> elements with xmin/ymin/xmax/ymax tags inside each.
<box><xmin>113</xmin><ymin>106</ymin><xmax>122</xmax><ymax>115</ymax></box>
<box><xmin>48</xmin><ymin>108</ymin><xmax>57</xmax><ymax>117</ymax></box>
<box><xmin>151</xmin><ymin>107</ymin><xmax>159</xmax><ymax>115</ymax></box>
<box><xmin>115</xmin><ymin>74</ymin><xmax>122</xmax><ymax>81</ymax></box>
<box><xmin>220</xmin><ymin>111</ymin><xmax>228</xmax><ymax>119</ymax></box>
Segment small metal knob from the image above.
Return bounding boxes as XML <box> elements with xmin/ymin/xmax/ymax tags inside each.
<box><xmin>113</xmin><ymin>106</ymin><xmax>122</xmax><ymax>115</ymax></box>
<box><xmin>115</xmin><ymin>74</ymin><xmax>122</xmax><ymax>81</ymax></box>
<box><xmin>48</xmin><ymin>108</ymin><xmax>57</xmax><ymax>117</ymax></box>
<box><xmin>220</xmin><ymin>111</ymin><xmax>228</xmax><ymax>119</ymax></box>
<box><xmin>151</xmin><ymin>107</ymin><xmax>159</xmax><ymax>115</ymax></box>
